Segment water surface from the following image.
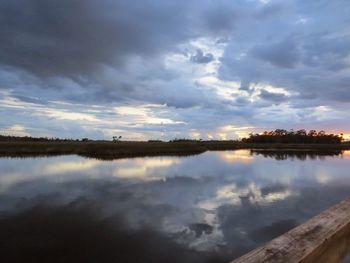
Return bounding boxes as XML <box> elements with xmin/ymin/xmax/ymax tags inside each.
<box><xmin>1</xmin><ymin>150</ymin><xmax>350</xmax><ymax>262</ymax></box>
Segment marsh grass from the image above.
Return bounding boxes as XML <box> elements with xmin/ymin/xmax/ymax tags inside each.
<box><xmin>1</xmin><ymin>141</ymin><xmax>350</xmax><ymax>160</ymax></box>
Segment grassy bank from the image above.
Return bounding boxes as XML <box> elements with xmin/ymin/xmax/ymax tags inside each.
<box><xmin>1</xmin><ymin>140</ymin><xmax>350</xmax><ymax>160</ymax></box>
<box><xmin>0</xmin><ymin>141</ymin><xmax>207</xmax><ymax>160</ymax></box>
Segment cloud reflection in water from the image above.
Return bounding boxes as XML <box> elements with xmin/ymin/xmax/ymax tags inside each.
<box><xmin>1</xmin><ymin>150</ymin><xmax>350</xmax><ymax>261</ymax></box>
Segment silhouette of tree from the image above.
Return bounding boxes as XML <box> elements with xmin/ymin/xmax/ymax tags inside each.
<box><xmin>242</xmin><ymin>129</ymin><xmax>343</xmax><ymax>144</ymax></box>
<box><xmin>113</xmin><ymin>136</ymin><xmax>122</xmax><ymax>142</ymax></box>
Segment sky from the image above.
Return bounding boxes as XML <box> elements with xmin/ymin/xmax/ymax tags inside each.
<box><xmin>0</xmin><ymin>0</ymin><xmax>350</xmax><ymax>140</ymax></box>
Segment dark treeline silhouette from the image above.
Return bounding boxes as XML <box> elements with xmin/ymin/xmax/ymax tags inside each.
<box><xmin>242</xmin><ymin>129</ymin><xmax>343</xmax><ymax>144</ymax></box>
<box><xmin>0</xmin><ymin>135</ymin><xmax>79</xmax><ymax>142</ymax></box>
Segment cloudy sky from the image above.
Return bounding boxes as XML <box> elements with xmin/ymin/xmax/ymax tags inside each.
<box><xmin>1</xmin><ymin>0</ymin><xmax>350</xmax><ymax>140</ymax></box>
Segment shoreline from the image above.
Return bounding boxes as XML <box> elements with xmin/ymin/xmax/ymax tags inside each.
<box><xmin>1</xmin><ymin>141</ymin><xmax>350</xmax><ymax>160</ymax></box>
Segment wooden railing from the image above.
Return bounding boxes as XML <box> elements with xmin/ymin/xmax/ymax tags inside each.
<box><xmin>231</xmin><ymin>197</ymin><xmax>350</xmax><ymax>263</ymax></box>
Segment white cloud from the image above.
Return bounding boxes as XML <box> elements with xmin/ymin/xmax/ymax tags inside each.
<box><xmin>1</xmin><ymin>124</ymin><xmax>30</xmax><ymax>137</ymax></box>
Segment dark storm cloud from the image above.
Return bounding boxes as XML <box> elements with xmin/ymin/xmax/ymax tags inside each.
<box><xmin>190</xmin><ymin>49</ymin><xmax>215</xmax><ymax>64</ymax></box>
<box><xmin>0</xmin><ymin>0</ymin><xmax>236</xmax><ymax>78</ymax></box>
<box><xmin>200</xmin><ymin>1</ymin><xmax>238</xmax><ymax>34</ymax></box>
<box><xmin>254</xmin><ymin>2</ymin><xmax>287</xmax><ymax>20</ymax></box>
<box><xmin>301</xmin><ymin>35</ymin><xmax>350</xmax><ymax>71</ymax></box>
<box><xmin>251</xmin><ymin>38</ymin><xmax>300</xmax><ymax>69</ymax></box>
<box><xmin>1</xmin><ymin>0</ymin><xmax>350</xmax><ymax>138</ymax></box>
<box><xmin>0</xmin><ymin>0</ymin><xmax>187</xmax><ymax>77</ymax></box>
<box><xmin>259</xmin><ymin>90</ymin><xmax>288</xmax><ymax>103</ymax></box>
<box><xmin>0</xmin><ymin>0</ymin><xmax>243</xmax><ymax>117</ymax></box>
<box><xmin>219</xmin><ymin>0</ymin><xmax>350</xmax><ymax>106</ymax></box>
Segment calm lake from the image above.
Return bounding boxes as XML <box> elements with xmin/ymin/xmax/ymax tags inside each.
<box><xmin>1</xmin><ymin>150</ymin><xmax>350</xmax><ymax>262</ymax></box>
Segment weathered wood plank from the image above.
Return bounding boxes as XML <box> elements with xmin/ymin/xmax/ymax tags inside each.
<box><xmin>231</xmin><ymin>197</ymin><xmax>350</xmax><ymax>263</ymax></box>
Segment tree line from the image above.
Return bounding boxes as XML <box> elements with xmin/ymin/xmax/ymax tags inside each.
<box><xmin>0</xmin><ymin>135</ymin><xmax>79</xmax><ymax>142</ymax></box>
<box><xmin>242</xmin><ymin>129</ymin><xmax>343</xmax><ymax>144</ymax></box>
